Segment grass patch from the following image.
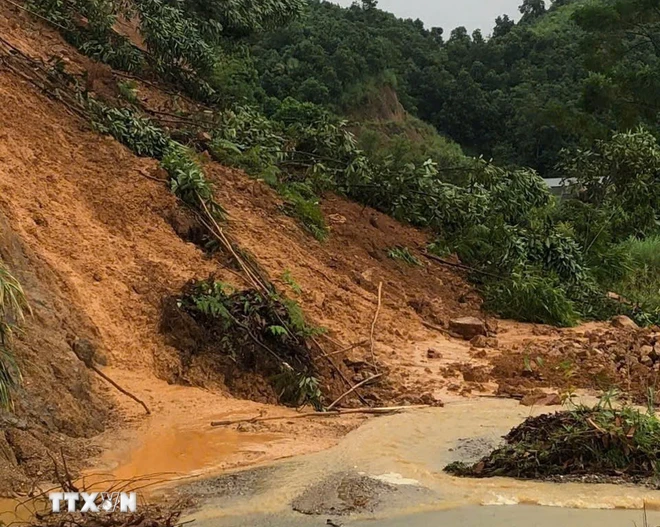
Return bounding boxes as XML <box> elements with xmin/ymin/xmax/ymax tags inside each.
<box><xmin>279</xmin><ymin>183</ymin><xmax>328</xmax><ymax>242</ymax></box>
<box><xmin>0</xmin><ymin>264</ymin><xmax>29</xmax><ymax>409</ymax></box>
<box><xmin>282</xmin><ymin>269</ymin><xmax>302</xmax><ymax>295</ymax></box>
<box><xmin>446</xmin><ymin>403</ymin><xmax>660</xmax><ymax>483</ymax></box>
<box><xmin>611</xmin><ymin>236</ymin><xmax>660</xmax><ymax>325</ymax></box>
<box><xmin>387</xmin><ymin>246</ymin><xmax>422</xmax><ymax>266</ymax></box>
<box><xmin>117</xmin><ymin>80</ymin><xmax>139</xmax><ymax>104</ymax></box>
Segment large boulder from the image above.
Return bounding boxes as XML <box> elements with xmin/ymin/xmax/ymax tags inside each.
<box><xmin>449</xmin><ymin>317</ymin><xmax>487</xmax><ymax>340</ymax></box>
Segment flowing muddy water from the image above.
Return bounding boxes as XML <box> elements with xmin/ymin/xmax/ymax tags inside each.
<box><xmin>4</xmin><ymin>398</ymin><xmax>660</xmax><ymax>525</ymax></box>
<box><xmin>176</xmin><ymin>398</ymin><xmax>660</xmax><ymax>526</ymax></box>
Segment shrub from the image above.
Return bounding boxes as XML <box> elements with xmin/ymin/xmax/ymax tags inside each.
<box><xmin>483</xmin><ymin>268</ymin><xmax>580</xmax><ymax>327</ymax></box>
<box><xmin>177</xmin><ymin>279</ymin><xmax>323</xmax><ymax>408</ymax></box>
<box><xmin>558</xmin><ymin>128</ymin><xmax>660</xmax><ymax>240</ymax></box>
<box><xmin>88</xmin><ymin>100</ymin><xmax>170</xmax><ymax>158</ymax></box>
<box><xmin>161</xmin><ymin>143</ymin><xmax>225</xmax><ymax>219</ymax></box>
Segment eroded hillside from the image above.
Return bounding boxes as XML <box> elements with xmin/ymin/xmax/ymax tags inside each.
<box><xmin>1</xmin><ymin>0</ymin><xmax>659</xmax><ymax>507</ymax></box>
<box><xmin>0</xmin><ymin>2</ymin><xmax>482</xmax><ymax>493</ymax></box>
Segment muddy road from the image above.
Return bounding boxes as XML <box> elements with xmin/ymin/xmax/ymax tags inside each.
<box><xmin>157</xmin><ymin>399</ymin><xmax>660</xmax><ymax>527</ymax></box>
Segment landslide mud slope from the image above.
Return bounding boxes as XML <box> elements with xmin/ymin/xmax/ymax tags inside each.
<box><xmin>2</xmin><ymin>1</ymin><xmax>653</xmax><ymax>500</ymax></box>
<box><xmin>0</xmin><ymin>4</ymin><xmax>484</xmax><ymax>493</ymax></box>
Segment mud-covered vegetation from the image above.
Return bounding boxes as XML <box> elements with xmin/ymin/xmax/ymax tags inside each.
<box><xmin>164</xmin><ymin>279</ymin><xmax>324</xmax><ymax>408</ymax></box>
<box><xmin>446</xmin><ymin>403</ymin><xmax>660</xmax><ymax>485</ymax></box>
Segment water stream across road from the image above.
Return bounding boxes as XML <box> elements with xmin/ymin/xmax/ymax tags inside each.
<box><xmin>177</xmin><ymin>398</ymin><xmax>660</xmax><ymax>527</ymax></box>
<box><xmin>4</xmin><ymin>397</ymin><xmax>660</xmax><ymax>526</ymax></box>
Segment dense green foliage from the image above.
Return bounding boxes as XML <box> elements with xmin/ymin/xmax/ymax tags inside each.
<box><xmin>245</xmin><ymin>0</ymin><xmax>660</xmax><ymax>174</ymax></box>
<box><xmin>32</xmin><ymin>0</ymin><xmax>660</xmax><ymax>326</ymax></box>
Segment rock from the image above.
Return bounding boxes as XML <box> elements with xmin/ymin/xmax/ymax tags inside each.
<box><xmin>427</xmin><ymin>348</ymin><xmax>443</xmax><ymax>359</ymax></box>
<box><xmin>485</xmin><ymin>319</ymin><xmax>499</xmax><ymax>335</ymax></box>
<box><xmin>641</xmin><ymin>345</ymin><xmax>654</xmax><ymax>356</ymax></box>
<box><xmin>71</xmin><ymin>338</ymin><xmax>97</xmax><ymax>367</ymax></box>
<box><xmin>328</xmin><ymin>213</ymin><xmax>347</xmax><ymax>225</ymax></box>
<box><xmin>520</xmin><ymin>392</ymin><xmax>562</xmax><ymax>407</ymax></box>
<box><xmin>196</xmin><ymin>131</ymin><xmax>212</xmax><ymax>142</ymax></box>
<box><xmin>449</xmin><ymin>317</ymin><xmax>487</xmax><ymax>340</ymax></box>
<box><xmin>486</xmin><ymin>337</ymin><xmax>499</xmax><ymax>349</ymax></box>
<box><xmin>470</xmin><ymin>335</ymin><xmax>489</xmax><ymax>348</ymax></box>
<box><xmin>611</xmin><ymin>315</ymin><xmax>638</xmax><ymax>329</ymax></box>
<box><xmin>418</xmin><ymin>392</ymin><xmax>444</xmax><ymax>407</ymax></box>
<box><xmin>641</xmin><ymin>355</ymin><xmax>654</xmax><ymax>367</ymax></box>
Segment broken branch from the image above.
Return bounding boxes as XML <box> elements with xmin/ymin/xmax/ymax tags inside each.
<box><xmin>210</xmin><ymin>405</ymin><xmax>429</xmax><ymax>427</ymax></box>
<box><xmin>90</xmin><ymin>366</ymin><xmax>151</xmax><ymax>415</ymax></box>
<box><xmin>326</xmin><ymin>373</ymin><xmax>383</xmax><ymax>411</ymax></box>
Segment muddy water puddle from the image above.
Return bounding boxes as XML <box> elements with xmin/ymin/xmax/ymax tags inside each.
<box><xmin>88</xmin><ymin>423</ymin><xmax>283</xmax><ymax>489</ymax></box>
<box><xmin>0</xmin><ymin>420</ymin><xmax>282</xmax><ymax>524</ymax></box>
<box><xmin>186</xmin><ymin>398</ymin><xmax>660</xmax><ymax>526</ymax></box>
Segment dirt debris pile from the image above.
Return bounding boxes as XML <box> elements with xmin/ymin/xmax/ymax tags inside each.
<box><xmin>446</xmin><ymin>406</ymin><xmax>660</xmax><ymax>486</ymax></box>
<box><xmin>491</xmin><ymin>324</ymin><xmax>660</xmax><ymax>403</ymax></box>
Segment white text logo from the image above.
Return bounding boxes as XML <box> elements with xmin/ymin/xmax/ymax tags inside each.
<box><xmin>48</xmin><ymin>492</ymin><xmax>137</xmax><ymax>513</ymax></box>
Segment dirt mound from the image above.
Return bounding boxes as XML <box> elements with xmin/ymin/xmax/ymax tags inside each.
<box><xmin>446</xmin><ymin>407</ymin><xmax>660</xmax><ymax>486</ymax></box>
<box><xmin>291</xmin><ymin>472</ymin><xmax>398</xmax><ymax>516</ymax></box>
<box><xmin>489</xmin><ymin>325</ymin><xmax>660</xmax><ymax>404</ymax></box>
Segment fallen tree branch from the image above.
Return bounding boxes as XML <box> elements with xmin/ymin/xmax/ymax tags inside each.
<box><xmin>318</xmin><ymin>340</ymin><xmax>368</xmax><ymax>359</ymax></box>
<box><xmin>90</xmin><ymin>366</ymin><xmax>151</xmax><ymax>415</ymax></box>
<box><xmin>311</xmin><ymin>336</ymin><xmax>370</xmax><ymax>407</ymax></box>
<box><xmin>70</xmin><ymin>341</ymin><xmax>151</xmax><ymax>414</ymax></box>
<box><xmin>210</xmin><ymin>405</ymin><xmax>429</xmax><ymax>427</ymax></box>
<box><xmin>421</xmin><ymin>252</ymin><xmax>502</xmax><ymax>279</ymax></box>
<box><xmin>369</xmin><ymin>282</ymin><xmax>383</xmax><ymax>371</ymax></box>
<box><xmin>326</xmin><ymin>373</ymin><xmax>383</xmax><ymax>411</ymax></box>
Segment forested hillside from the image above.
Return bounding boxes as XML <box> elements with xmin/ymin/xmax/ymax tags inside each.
<box><xmin>244</xmin><ymin>0</ymin><xmax>660</xmax><ymax>174</ymax></box>
<box><xmin>6</xmin><ymin>0</ymin><xmax>658</xmax><ymax>338</ymax></box>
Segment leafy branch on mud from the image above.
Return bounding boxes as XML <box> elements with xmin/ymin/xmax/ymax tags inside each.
<box><xmin>446</xmin><ymin>398</ymin><xmax>660</xmax><ymax>485</ymax></box>
<box><xmin>169</xmin><ymin>279</ymin><xmax>324</xmax><ymax>409</ymax></box>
